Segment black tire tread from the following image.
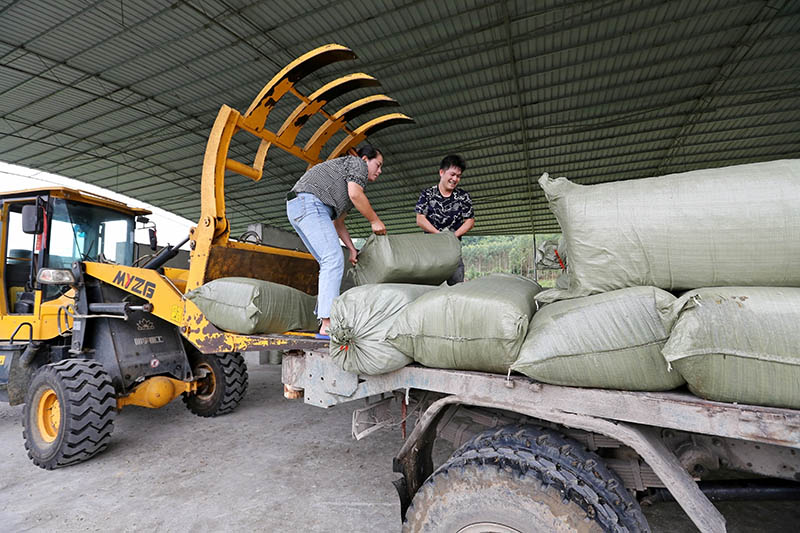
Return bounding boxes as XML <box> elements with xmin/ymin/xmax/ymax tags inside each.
<box><xmin>23</xmin><ymin>359</ymin><xmax>116</xmax><ymax>469</ymax></box>
<box><xmin>405</xmin><ymin>424</ymin><xmax>650</xmax><ymax>533</ymax></box>
<box><xmin>183</xmin><ymin>352</ymin><xmax>248</xmax><ymax>417</ymax></box>
<box><xmin>216</xmin><ymin>352</ymin><xmax>248</xmax><ymax>414</ymax></box>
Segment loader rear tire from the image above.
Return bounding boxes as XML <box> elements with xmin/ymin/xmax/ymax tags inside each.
<box><xmin>403</xmin><ymin>424</ymin><xmax>649</xmax><ymax>533</ymax></box>
<box><xmin>183</xmin><ymin>352</ymin><xmax>247</xmax><ymax>417</ymax></box>
<box><xmin>22</xmin><ymin>359</ymin><xmax>116</xmax><ymax>470</ymax></box>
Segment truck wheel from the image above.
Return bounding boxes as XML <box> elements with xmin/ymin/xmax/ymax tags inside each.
<box><xmin>183</xmin><ymin>352</ymin><xmax>248</xmax><ymax>417</ymax></box>
<box><xmin>403</xmin><ymin>424</ymin><xmax>649</xmax><ymax>533</ymax></box>
<box><xmin>22</xmin><ymin>359</ymin><xmax>116</xmax><ymax>470</ymax></box>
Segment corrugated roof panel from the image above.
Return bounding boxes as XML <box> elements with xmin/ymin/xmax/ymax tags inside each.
<box><xmin>65</xmin><ymin>5</ymin><xmax>211</xmax><ymax>71</ymax></box>
<box><xmin>141</xmin><ymin>145</ymin><xmax>204</xmax><ymax>168</ymax></box>
<box><xmin>39</xmin><ymin>95</ymin><xmax>131</xmax><ymax>128</ymax></box>
<box><xmin>29</xmin><ymin>13</ymin><xmax>132</xmax><ymax>62</ymax></box>
<box><xmin>14</xmin><ymin>141</ymin><xmax>90</xmax><ymax>167</ymax></box>
<box><xmin>0</xmin><ymin>41</ymin><xmax>17</xmax><ymax>57</ymax></box>
<box><xmin>1</xmin><ymin>0</ymin><xmax>798</xmax><ymax>236</ymax></box>
<box><xmin>2</xmin><ymin>82</ymin><xmax>82</xmax><ymax>124</ymax></box>
<box><xmin>0</xmin><ymin>2</ymin><xmax>85</xmax><ymax>46</ymax></box>
<box><xmin>0</xmin><ymin>73</ymin><xmax>47</xmax><ymax>115</ymax></box>
<box><xmin>2</xmin><ymin>51</ymin><xmax>60</xmax><ymax>79</ymax></box>
<box><xmin>0</xmin><ymin>135</ymin><xmax>33</xmax><ymax>158</ymax></box>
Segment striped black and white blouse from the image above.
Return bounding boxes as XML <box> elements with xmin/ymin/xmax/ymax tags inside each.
<box><xmin>291</xmin><ymin>155</ymin><xmax>368</xmax><ymax>219</ymax></box>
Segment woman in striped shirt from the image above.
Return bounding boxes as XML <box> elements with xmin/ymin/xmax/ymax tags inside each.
<box><xmin>287</xmin><ymin>144</ymin><xmax>386</xmax><ymax>336</ymax></box>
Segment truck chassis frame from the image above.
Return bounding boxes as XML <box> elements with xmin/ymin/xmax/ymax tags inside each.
<box><xmin>282</xmin><ymin>349</ymin><xmax>800</xmax><ymax>533</ymax></box>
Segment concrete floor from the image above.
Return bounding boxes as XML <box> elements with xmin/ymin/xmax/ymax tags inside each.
<box><xmin>1</xmin><ymin>357</ymin><xmax>798</xmax><ymax>532</ymax></box>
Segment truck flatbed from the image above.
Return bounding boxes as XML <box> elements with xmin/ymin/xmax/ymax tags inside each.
<box><xmin>282</xmin><ymin>349</ymin><xmax>800</xmax><ymax>533</ymax></box>
<box><xmin>283</xmin><ymin>350</ymin><xmax>800</xmax><ymax>449</ymax></box>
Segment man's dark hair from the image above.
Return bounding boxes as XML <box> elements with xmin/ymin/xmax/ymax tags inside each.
<box><xmin>440</xmin><ymin>154</ymin><xmax>466</xmax><ymax>172</ymax></box>
<box><xmin>357</xmin><ymin>144</ymin><xmax>382</xmax><ymax>160</ymax></box>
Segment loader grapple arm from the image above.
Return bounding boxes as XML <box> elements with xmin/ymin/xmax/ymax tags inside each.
<box><xmin>187</xmin><ymin>43</ymin><xmax>414</xmax><ymax>294</ymax></box>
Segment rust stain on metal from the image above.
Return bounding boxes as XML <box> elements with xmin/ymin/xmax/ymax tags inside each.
<box><xmin>740</xmin><ymin>433</ymin><xmax>797</xmax><ymax>448</ymax></box>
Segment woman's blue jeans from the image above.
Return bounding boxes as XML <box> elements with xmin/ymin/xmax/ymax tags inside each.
<box><xmin>286</xmin><ymin>193</ymin><xmax>344</xmax><ymax>320</ymax></box>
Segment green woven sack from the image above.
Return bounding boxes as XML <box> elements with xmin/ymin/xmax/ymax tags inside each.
<box><xmin>663</xmin><ymin>287</ymin><xmax>800</xmax><ymax>409</ymax></box>
<box><xmin>352</xmin><ymin>232</ymin><xmax>461</xmax><ymax>286</ymax></box>
<box><xmin>387</xmin><ymin>274</ymin><xmax>541</xmax><ymax>374</ymax></box>
<box><xmin>536</xmin><ymin>160</ymin><xmax>800</xmax><ymax>303</ymax></box>
<box><xmin>186</xmin><ymin>277</ymin><xmax>317</xmax><ymax>334</ymax></box>
<box><xmin>329</xmin><ymin>284</ymin><xmax>430</xmax><ymax>375</ymax></box>
<box><xmin>512</xmin><ymin>287</ymin><xmax>684</xmax><ymax>391</ymax></box>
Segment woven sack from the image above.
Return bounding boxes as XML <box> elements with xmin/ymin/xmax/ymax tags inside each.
<box><xmin>329</xmin><ymin>284</ymin><xmax>430</xmax><ymax>375</ymax></box>
<box><xmin>186</xmin><ymin>277</ymin><xmax>317</xmax><ymax>334</ymax></box>
<box><xmin>387</xmin><ymin>274</ymin><xmax>541</xmax><ymax>373</ymax></box>
<box><xmin>663</xmin><ymin>287</ymin><xmax>800</xmax><ymax>409</ymax></box>
<box><xmin>536</xmin><ymin>160</ymin><xmax>800</xmax><ymax>303</ymax></box>
<box><xmin>512</xmin><ymin>287</ymin><xmax>683</xmax><ymax>391</ymax></box>
<box><xmin>352</xmin><ymin>232</ymin><xmax>461</xmax><ymax>286</ymax></box>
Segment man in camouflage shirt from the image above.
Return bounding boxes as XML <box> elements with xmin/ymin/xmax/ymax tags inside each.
<box><xmin>415</xmin><ymin>154</ymin><xmax>475</xmax><ymax>284</ymax></box>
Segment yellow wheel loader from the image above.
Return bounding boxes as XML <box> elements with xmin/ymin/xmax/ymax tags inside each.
<box><xmin>0</xmin><ymin>44</ymin><xmax>411</xmax><ymax>469</ymax></box>
<box><xmin>0</xmin><ymin>188</ymin><xmax>249</xmax><ymax>468</ymax></box>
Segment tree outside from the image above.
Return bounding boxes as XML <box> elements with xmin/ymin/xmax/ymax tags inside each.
<box><xmin>462</xmin><ymin>234</ymin><xmax>563</xmax><ymax>287</ymax></box>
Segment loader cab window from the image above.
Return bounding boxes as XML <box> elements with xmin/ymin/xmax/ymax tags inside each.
<box><xmin>4</xmin><ymin>203</ymin><xmax>37</xmax><ymax>314</ymax></box>
<box><xmin>48</xmin><ymin>198</ymin><xmax>135</xmax><ymax>269</ymax></box>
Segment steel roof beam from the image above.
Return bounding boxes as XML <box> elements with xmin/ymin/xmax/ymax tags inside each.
<box><xmin>655</xmin><ymin>0</ymin><xmax>793</xmax><ymax>173</ymax></box>
<box><xmin>5</xmin><ymin>22</ymin><xmax>793</xmax><ymax>177</ymax></box>
<box><xmin>18</xmin><ymin>57</ymin><xmax>796</xmax><ymax>183</ymax></box>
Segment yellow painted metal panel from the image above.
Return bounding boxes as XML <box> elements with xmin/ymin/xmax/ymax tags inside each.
<box><xmin>1</xmin><ymin>188</ymin><xmax>150</xmax><ymax>216</ymax></box>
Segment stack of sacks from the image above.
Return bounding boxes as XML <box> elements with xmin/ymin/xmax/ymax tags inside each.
<box><xmin>327</xmin><ymin>232</ymin><xmax>461</xmax><ymax>375</ymax></box>
<box><xmin>186</xmin><ymin>277</ymin><xmax>317</xmax><ymax>334</ymax></box>
<box><xmin>386</xmin><ymin>274</ymin><xmax>541</xmax><ymax>374</ymax></box>
<box><xmin>352</xmin><ymin>232</ymin><xmax>461</xmax><ymax>286</ymax></box>
<box><xmin>328</xmin><ymin>284</ymin><xmax>430</xmax><ymax>375</ymax></box>
<box><xmin>518</xmin><ymin>159</ymin><xmax>800</xmax><ymax>402</ymax></box>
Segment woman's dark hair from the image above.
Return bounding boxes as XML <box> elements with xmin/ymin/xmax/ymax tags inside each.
<box><xmin>357</xmin><ymin>144</ymin><xmax>382</xmax><ymax>160</ymax></box>
<box><xmin>440</xmin><ymin>154</ymin><xmax>466</xmax><ymax>172</ymax></box>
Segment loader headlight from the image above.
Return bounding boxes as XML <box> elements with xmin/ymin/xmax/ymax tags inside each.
<box><xmin>37</xmin><ymin>268</ymin><xmax>76</xmax><ymax>284</ymax></box>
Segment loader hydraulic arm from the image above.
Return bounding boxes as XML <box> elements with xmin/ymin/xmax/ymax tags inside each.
<box><xmin>142</xmin><ymin>235</ymin><xmax>190</xmax><ymax>271</ymax></box>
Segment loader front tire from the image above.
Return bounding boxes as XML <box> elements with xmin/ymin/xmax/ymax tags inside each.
<box><xmin>184</xmin><ymin>352</ymin><xmax>247</xmax><ymax>417</ymax></box>
<box><xmin>22</xmin><ymin>359</ymin><xmax>116</xmax><ymax>470</ymax></box>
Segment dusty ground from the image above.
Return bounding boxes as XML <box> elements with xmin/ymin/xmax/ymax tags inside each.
<box><xmin>1</xmin><ymin>356</ymin><xmax>798</xmax><ymax>532</ymax></box>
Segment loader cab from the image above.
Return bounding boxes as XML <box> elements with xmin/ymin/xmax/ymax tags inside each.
<box><xmin>1</xmin><ymin>189</ymin><xmax>143</xmax><ymax>316</ymax></box>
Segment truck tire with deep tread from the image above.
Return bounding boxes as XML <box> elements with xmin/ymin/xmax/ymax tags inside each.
<box><xmin>403</xmin><ymin>424</ymin><xmax>650</xmax><ymax>533</ymax></box>
<box><xmin>183</xmin><ymin>351</ymin><xmax>247</xmax><ymax>417</ymax></box>
<box><xmin>22</xmin><ymin>359</ymin><xmax>117</xmax><ymax>470</ymax></box>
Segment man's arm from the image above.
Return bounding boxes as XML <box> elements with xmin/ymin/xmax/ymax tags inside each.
<box><xmin>416</xmin><ymin>213</ymin><xmax>440</xmax><ymax>234</ymax></box>
<box><xmin>348</xmin><ymin>181</ymin><xmax>386</xmax><ymax>235</ymax></box>
<box><xmin>414</xmin><ymin>188</ymin><xmax>439</xmax><ymax>233</ymax></box>
<box><xmin>453</xmin><ymin>191</ymin><xmax>475</xmax><ymax>238</ymax></box>
<box><xmin>333</xmin><ymin>215</ymin><xmax>359</xmax><ymax>265</ymax></box>
<box><xmin>453</xmin><ymin>218</ymin><xmax>475</xmax><ymax>238</ymax></box>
